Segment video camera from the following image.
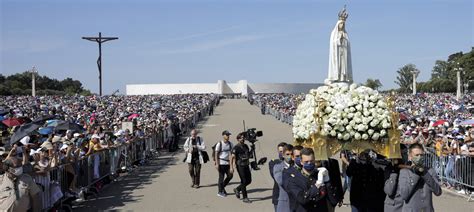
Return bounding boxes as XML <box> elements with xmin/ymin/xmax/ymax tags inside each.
<box><xmin>241</xmin><ymin>121</ymin><xmax>266</xmax><ymax>170</ymax></box>
<box><xmin>242</xmin><ymin>128</ymin><xmax>263</xmax><ymax>143</ymax></box>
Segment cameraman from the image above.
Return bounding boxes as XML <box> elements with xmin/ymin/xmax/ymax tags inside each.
<box><xmin>399</xmin><ymin>143</ymin><xmax>441</xmax><ymax>212</ymax></box>
<box><xmin>231</xmin><ymin>133</ymin><xmax>252</xmax><ymax>203</ymax></box>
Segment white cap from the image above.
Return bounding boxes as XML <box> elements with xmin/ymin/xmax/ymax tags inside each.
<box><xmin>114</xmin><ymin>130</ymin><xmax>124</xmax><ymax>136</ymax></box>
<box><xmin>73</xmin><ymin>133</ymin><xmax>81</xmax><ymax>138</ymax></box>
<box><xmin>92</xmin><ymin>134</ymin><xmax>101</xmax><ymax>139</ymax></box>
<box><xmin>20</xmin><ymin>136</ymin><xmax>30</xmax><ymax>146</ymax></box>
<box><xmin>60</xmin><ymin>144</ymin><xmax>69</xmax><ymax>151</ymax></box>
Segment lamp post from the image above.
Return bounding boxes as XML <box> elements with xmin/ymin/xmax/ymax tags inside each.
<box><xmin>411</xmin><ymin>70</ymin><xmax>420</xmax><ymax>95</ymax></box>
<box><xmin>30</xmin><ymin>66</ymin><xmax>38</xmax><ymax>97</ymax></box>
<box><xmin>455</xmin><ymin>63</ymin><xmax>463</xmax><ymax>100</ymax></box>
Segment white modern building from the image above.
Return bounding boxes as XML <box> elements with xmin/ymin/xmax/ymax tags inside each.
<box><xmin>126</xmin><ymin>80</ymin><xmax>322</xmax><ymax>96</ymax></box>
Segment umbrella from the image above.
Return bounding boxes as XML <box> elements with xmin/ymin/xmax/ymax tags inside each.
<box><xmin>55</xmin><ymin>121</ymin><xmax>85</xmax><ymax>132</ymax></box>
<box><xmin>459</xmin><ymin>119</ymin><xmax>474</xmax><ymax>125</ymax></box>
<box><xmin>2</xmin><ymin>118</ymin><xmax>25</xmax><ymax>127</ymax></box>
<box><xmin>432</xmin><ymin>120</ymin><xmax>448</xmax><ymax>127</ymax></box>
<box><xmin>128</xmin><ymin>114</ymin><xmax>140</xmax><ymax>120</ymax></box>
<box><xmin>32</xmin><ymin>115</ymin><xmax>57</xmax><ymax>124</ymax></box>
<box><xmin>0</xmin><ymin>116</ymin><xmax>5</xmax><ymax>122</ymax></box>
<box><xmin>399</xmin><ymin>113</ymin><xmax>408</xmax><ymax>121</ymax></box>
<box><xmin>9</xmin><ymin>122</ymin><xmax>43</xmax><ymax>144</ymax></box>
<box><xmin>0</xmin><ymin>108</ymin><xmax>10</xmax><ymax>116</ymax></box>
<box><xmin>38</xmin><ymin>127</ymin><xmax>54</xmax><ymax>135</ymax></box>
<box><xmin>46</xmin><ymin>120</ymin><xmax>61</xmax><ymax>127</ymax></box>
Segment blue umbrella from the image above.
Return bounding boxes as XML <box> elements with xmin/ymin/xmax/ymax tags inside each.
<box><xmin>0</xmin><ymin>116</ymin><xmax>4</xmax><ymax>122</ymax></box>
<box><xmin>459</xmin><ymin>119</ymin><xmax>474</xmax><ymax>125</ymax></box>
<box><xmin>46</xmin><ymin>120</ymin><xmax>60</xmax><ymax>127</ymax></box>
<box><xmin>38</xmin><ymin>127</ymin><xmax>54</xmax><ymax>135</ymax></box>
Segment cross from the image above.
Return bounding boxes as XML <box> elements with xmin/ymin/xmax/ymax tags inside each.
<box><xmin>82</xmin><ymin>32</ymin><xmax>118</xmax><ymax>96</ymax></box>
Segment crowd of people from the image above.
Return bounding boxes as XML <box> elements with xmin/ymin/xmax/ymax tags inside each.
<box><xmin>250</xmin><ymin>93</ymin><xmax>302</xmax><ymax>124</ymax></box>
<box><xmin>0</xmin><ymin>94</ymin><xmax>219</xmax><ymax>211</ymax></box>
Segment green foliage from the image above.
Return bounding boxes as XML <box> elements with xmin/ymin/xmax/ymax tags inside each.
<box><xmin>0</xmin><ymin>72</ymin><xmax>92</xmax><ymax>96</ymax></box>
<box><xmin>395</xmin><ymin>48</ymin><xmax>473</xmax><ymax>93</ymax></box>
<box><xmin>364</xmin><ymin>78</ymin><xmax>382</xmax><ymax>90</ymax></box>
<box><xmin>395</xmin><ymin>64</ymin><xmax>419</xmax><ymax>93</ymax></box>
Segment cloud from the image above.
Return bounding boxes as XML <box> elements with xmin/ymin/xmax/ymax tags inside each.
<box><xmin>157</xmin><ymin>34</ymin><xmax>267</xmax><ymax>55</ymax></box>
<box><xmin>152</xmin><ymin>25</ymin><xmax>243</xmax><ymax>45</ymax></box>
<box><xmin>156</xmin><ymin>30</ymin><xmax>314</xmax><ymax>55</ymax></box>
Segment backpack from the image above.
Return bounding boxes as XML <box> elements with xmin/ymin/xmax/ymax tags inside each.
<box><xmin>212</xmin><ymin>141</ymin><xmax>232</xmax><ymax>162</ymax></box>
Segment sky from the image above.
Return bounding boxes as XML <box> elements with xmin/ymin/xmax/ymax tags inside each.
<box><xmin>1</xmin><ymin>0</ymin><xmax>473</xmax><ymax>95</ymax></box>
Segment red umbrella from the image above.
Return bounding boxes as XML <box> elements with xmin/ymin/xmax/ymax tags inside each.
<box><xmin>432</xmin><ymin>120</ymin><xmax>448</xmax><ymax>127</ymax></box>
<box><xmin>399</xmin><ymin>113</ymin><xmax>408</xmax><ymax>121</ymax></box>
<box><xmin>2</xmin><ymin>118</ymin><xmax>25</xmax><ymax>127</ymax></box>
<box><xmin>128</xmin><ymin>113</ymin><xmax>140</xmax><ymax>120</ymax></box>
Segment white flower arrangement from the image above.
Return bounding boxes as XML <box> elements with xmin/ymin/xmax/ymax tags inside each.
<box><xmin>292</xmin><ymin>83</ymin><xmax>392</xmax><ymax>141</ymax></box>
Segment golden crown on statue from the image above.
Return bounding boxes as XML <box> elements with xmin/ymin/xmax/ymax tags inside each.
<box><xmin>338</xmin><ymin>5</ymin><xmax>349</xmax><ymax>21</ymax></box>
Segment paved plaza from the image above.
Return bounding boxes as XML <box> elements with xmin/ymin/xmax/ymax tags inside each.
<box><xmin>75</xmin><ymin>99</ymin><xmax>472</xmax><ymax>212</ymax></box>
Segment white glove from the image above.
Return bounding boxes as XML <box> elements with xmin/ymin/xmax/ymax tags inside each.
<box><xmin>316</xmin><ymin>167</ymin><xmax>329</xmax><ymax>187</ymax></box>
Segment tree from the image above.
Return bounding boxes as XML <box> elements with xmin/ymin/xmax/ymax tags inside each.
<box><xmin>0</xmin><ymin>72</ymin><xmax>91</xmax><ymax>96</ymax></box>
<box><xmin>431</xmin><ymin>60</ymin><xmax>452</xmax><ymax>80</ymax></box>
<box><xmin>395</xmin><ymin>64</ymin><xmax>419</xmax><ymax>93</ymax></box>
<box><xmin>364</xmin><ymin>78</ymin><xmax>382</xmax><ymax>90</ymax></box>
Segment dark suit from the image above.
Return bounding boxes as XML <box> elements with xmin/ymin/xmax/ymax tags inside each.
<box><xmin>269</xmin><ymin>159</ymin><xmax>282</xmax><ymax>209</ymax></box>
<box><xmin>346</xmin><ymin>160</ymin><xmax>384</xmax><ymax>212</ymax></box>
<box><xmin>283</xmin><ymin>167</ymin><xmax>330</xmax><ymax>212</ymax></box>
<box><xmin>322</xmin><ymin>158</ymin><xmax>343</xmax><ymax>208</ymax></box>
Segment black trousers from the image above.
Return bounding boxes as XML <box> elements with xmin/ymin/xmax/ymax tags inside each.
<box><xmin>236</xmin><ymin>165</ymin><xmax>252</xmax><ymax>198</ymax></box>
<box><xmin>188</xmin><ymin>163</ymin><xmax>201</xmax><ymax>186</ymax></box>
<box><xmin>218</xmin><ymin>165</ymin><xmax>233</xmax><ymax>193</ymax></box>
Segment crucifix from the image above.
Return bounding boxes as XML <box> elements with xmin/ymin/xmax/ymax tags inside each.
<box><xmin>82</xmin><ymin>32</ymin><xmax>118</xmax><ymax>96</ymax></box>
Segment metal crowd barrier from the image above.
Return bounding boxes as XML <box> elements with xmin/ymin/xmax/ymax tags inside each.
<box><xmin>34</xmin><ymin>136</ymin><xmax>160</xmax><ymax>211</ymax></box>
<box><xmin>424</xmin><ymin>149</ymin><xmax>474</xmax><ymax>201</ymax></box>
<box><xmin>33</xmin><ymin>103</ymin><xmax>216</xmax><ymax>210</ymax></box>
<box><xmin>253</xmin><ymin>103</ymin><xmax>294</xmax><ymax>126</ymax></box>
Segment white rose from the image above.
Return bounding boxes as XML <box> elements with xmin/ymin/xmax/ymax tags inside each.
<box><xmin>330</xmin><ymin>130</ymin><xmax>337</xmax><ymax>137</ymax></box>
<box><xmin>325</xmin><ymin>106</ymin><xmax>333</xmax><ymax>113</ymax></box>
<box><xmin>343</xmin><ymin>133</ymin><xmax>350</xmax><ymax>140</ymax></box>
<box><xmin>354</xmin><ymin>133</ymin><xmax>361</xmax><ymax>140</ymax></box>
<box><xmin>368</xmin><ymin>129</ymin><xmax>374</xmax><ymax>135</ymax></box>
<box><xmin>355</xmin><ymin>104</ymin><xmax>362</xmax><ymax>111</ymax></box>
<box><xmin>357</xmin><ymin>124</ymin><xmax>365</xmax><ymax>131</ymax></box>
<box><xmin>342</xmin><ymin>118</ymin><xmax>349</xmax><ymax>125</ymax></box>
<box><xmin>362</xmin><ymin>117</ymin><xmax>370</xmax><ymax>125</ymax></box>
<box><xmin>377</xmin><ymin>100</ymin><xmax>386</xmax><ymax>108</ymax></box>
<box><xmin>337</xmin><ymin>133</ymin><xmax>343</xmax><ymax>140</ymax></box>
<box><xmin>372</xmin><ymin>133</ymin><xmax>380</xmax><ymax>140</ymax></box>
<box><xmin>363</xmin><ymin>101</ymin><xmax>369</xmax><ymax>108</ymax></box>
<box><xmin>380</xmin><ymin>129</ymin><xmax>387</xmax><ymax>137</ymax></box>
<box><xmin>350</xmin><ymin>83</ymin><xmax>358</xmax><ymax>90</ymax></box>
<box><xmin>362</xmin><ymin>133</ymin><xmax>369</xmax><ymax>140</ymax></box>
<box><xmin>363</xmin><ymin>111</ymin><xmax>371</xmax><ymax>117</ymax></box>
<box><xmin>347</xmin><ymin>113</ymin><xmax>354</xmax><ymax>119</ymax></box>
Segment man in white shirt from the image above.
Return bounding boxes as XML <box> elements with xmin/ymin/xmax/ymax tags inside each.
<box><xmin>215</xmin><ymin>130</ymin><xmax>234</xmax><ymax>197</ymax></box>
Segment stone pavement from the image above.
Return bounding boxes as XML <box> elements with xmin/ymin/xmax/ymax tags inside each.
<box><xmin>74</xmin><ymin>99</ymin><xmax>473</xmax><ymax>212</ymax></box>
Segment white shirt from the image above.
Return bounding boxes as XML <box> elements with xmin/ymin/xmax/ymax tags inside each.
<box><xmin>215</xmin><ymin>141</ymin><xmax>233</xmax><ymax>165</ymax></box>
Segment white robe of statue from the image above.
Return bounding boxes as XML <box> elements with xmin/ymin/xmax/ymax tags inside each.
<box><xmin>326</xmin><ymin>20</ymin><xmax>353</xmax><ymax>84</ymax></box>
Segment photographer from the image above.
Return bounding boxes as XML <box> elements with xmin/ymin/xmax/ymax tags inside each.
<box><xmin>231</xmin><ymin>133</ymin><xmax>252</xmax><ymax>203</ymax></box>
<box><xmin>399</xmin><ymin>143</ymin><xmax>441</xmax><ymax>212</ymax></box>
